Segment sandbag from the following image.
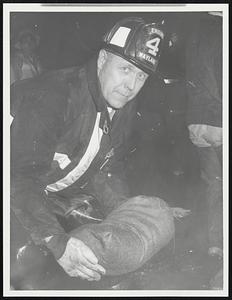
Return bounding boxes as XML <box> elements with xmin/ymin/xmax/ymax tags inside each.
<box><xmin>70</xmin><ymin>195</ymin><xmax>174</xmax><ymax>276</ymax></box>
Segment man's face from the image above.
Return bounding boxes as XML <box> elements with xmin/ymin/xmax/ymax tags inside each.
<box><xmin>97</xmin><ymin>50</ymin><xmax>149</xmax><ymax>109</ymax></box>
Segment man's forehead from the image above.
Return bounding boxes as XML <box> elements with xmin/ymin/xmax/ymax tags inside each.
<box><xmin>111</xmin><ymin>52</ymin><xmax>148</xmax><ymax>74</ymax></box>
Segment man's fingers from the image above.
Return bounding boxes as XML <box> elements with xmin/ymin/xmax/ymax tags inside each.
<box><xmin>58</xmin><ymin>237</ymin><xmax>106</xmax><ymax>280</ymax></box>
<box><xmin>66</xmin><ymin>268</ymin><xmax>94</xmax><ymax>280</ymax></box>
<box><xmin>69</xmin><ymin>238</ymin><xmax>98</xmax><ymax>264</ymax></box>
<box><xmin>77</xmin><ymin>265</ymin><xmax>102</xmax><ymax>281</ymax></box>
<box><xmin>59</xmin><ymin>260</ymin><xmax>101</xmax><ymax>281</ymax></box>
<box><xmin>58</xmin><ymin>237</ymin><xmax>106</xmax><ymax>279</ymax></box>
<box><xmin>78</xmin><ymin>252</ymin><xmax>106</xmax><ymax>274</ymax></box>
<box><xmin>77</xmin><ymin>240</ymin><xmax>106</xmax><ymax>274</ymax></box>
<box><xmin>70</xmin><ymin>254</ymin><xmax>105</xmax><ymax>275</ymax></box>
<box><xmin>94</xmin><ymin>264</ymin><xmax>105</xmax><ymax>274</ymax></box>
<box><xmin>66</xmin><ymin>264</ymin><xmax>102</xmax><ymax>281</ymax></box>
<box><xmin>79</xmin><ymin>242</ymin><xmax>100</xmax><ymax>264</ymax></box>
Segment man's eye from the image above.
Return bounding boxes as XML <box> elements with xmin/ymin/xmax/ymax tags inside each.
<box><xmin>138</xmin><ymin>73</ymin><xmax>146</xmax><ymax>81</ymax></box>
<box><xmin>122</xmin><ymin>67</ymin><xmax>130</xmax><ymax>73</ymax></box>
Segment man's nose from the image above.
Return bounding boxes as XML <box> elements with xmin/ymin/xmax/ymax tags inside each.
<box><xmin>125</xmin><ymin>74</ymin><xmax>137</xmax><ymax>91</ymax></box>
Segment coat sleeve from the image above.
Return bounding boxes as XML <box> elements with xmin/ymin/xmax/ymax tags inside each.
<box><xmin>11</xmin><ymin>81</ymin><xmax>70</xmax><ymax>259</ymax></box>
<box><xmin>185</xmin><ymin>17</ymin><xmax>222</xmax><ymax>127</ymax></box>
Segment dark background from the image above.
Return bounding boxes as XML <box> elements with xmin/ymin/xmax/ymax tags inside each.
<box><xmin>10</xmin><ymin>11</ymin><xmax>200</xmax><ymax>75</ymax></box>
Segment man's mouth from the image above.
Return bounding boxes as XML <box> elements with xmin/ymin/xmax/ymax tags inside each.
<box><xmin>115</xmin><ymin>91</ymin><xmax>130</xmax><ymax>98</ymax></box>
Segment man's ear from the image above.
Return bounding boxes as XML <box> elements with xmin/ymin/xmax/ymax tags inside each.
<box><xmin>97</xmin><ymin>49</ymin><xmax>108</xmax><ymax>72</ymax></box>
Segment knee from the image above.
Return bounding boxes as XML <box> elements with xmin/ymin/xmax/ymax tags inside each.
<box><xmin>11</xmin><ymin>242</ymin><xmax>49</xmax><ymax>288</ymax></box>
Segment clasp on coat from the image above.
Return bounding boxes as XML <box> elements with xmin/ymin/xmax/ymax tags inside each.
<box><xmin>105</xmin><ymin>148</ymin><xmax>114</xmax><ymax>159</ymax></box>
<box><xmin>103</xmin><ymin>120</ymin><xmax>109</xmax><ymax>135</ymax></box>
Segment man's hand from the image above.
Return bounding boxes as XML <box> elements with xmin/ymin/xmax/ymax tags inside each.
<box><xmin>188</xmin><ymin>124</ymin><xmax>222</xmax><ymax>148</ymax></box>
<box><xmin>57</xmin><ymin>237</ymin><xmax>105</xmax><ymax>281</ymax></box>
<box><xmin>203</xmin><ymin>125</ymin><xmax>222</xmax><ymax>147</ymax></box>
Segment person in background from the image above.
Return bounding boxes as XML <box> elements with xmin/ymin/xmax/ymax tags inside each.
<box><xmin>11</xmin><ymin>17</ymin><xmax>175</xmax><ymax>286</ymax></box>
<box><xmin>185</xmin><ymin>12</ymin><xmax>223</xmax><ymax>288</ymax></box>
<box><xmin>10</xmin><ymin>29</ymin><xmax>43</xmax><ymax>84</ymax></box>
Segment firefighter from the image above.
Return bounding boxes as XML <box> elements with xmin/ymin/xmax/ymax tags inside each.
<box><xmin>11</xmin><ymin>17</ymin><xmax>174</xmax><ymax>284</ymax></box>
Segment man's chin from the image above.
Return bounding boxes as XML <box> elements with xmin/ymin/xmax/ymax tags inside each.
<box><xmin>108</xmin><ymin>104</ymin><xmax>122</xmax><ymax>110</ymax></box>
<box><xmin>107</xmin><ymin>99</ymin><xmax>127</xmax><ymax>110</ymax></box>
<box><xmin>110</xmin><ymin>95</ymin><xmax>135</xmax><ymax>109</ymax></box>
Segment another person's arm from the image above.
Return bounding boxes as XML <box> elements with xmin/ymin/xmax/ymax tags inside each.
<box><xmin>186</xmin><ymin>17</ymin><xmax>222</xmax><ymax>148</ymax></box>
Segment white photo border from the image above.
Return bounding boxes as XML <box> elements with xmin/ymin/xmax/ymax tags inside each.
<box><xmin>3</xmin><ymin>2</ymin><xmax>229</xmax><ymax>297</ymax></box>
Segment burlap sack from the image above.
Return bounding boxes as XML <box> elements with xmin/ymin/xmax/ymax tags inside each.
<box><xmin>70</xmin><ymin>195</ymin><xmax>174</xmax><ymax>276</ymax></box>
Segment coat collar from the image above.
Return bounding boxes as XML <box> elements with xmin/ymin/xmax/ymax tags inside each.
<box><xmin>86</xmin><ymin>56</ymin><xmax>113</xmax><ymax>133</ymax></box>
